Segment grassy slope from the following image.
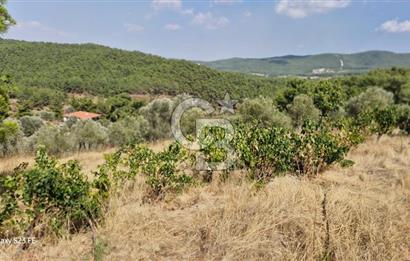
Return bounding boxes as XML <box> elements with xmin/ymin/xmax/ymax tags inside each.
<box><xmin>0</xmin><ymin>39</ymin><xmax>281</xmax><ymax>99</ymax></box>
<box><xmin>200</xmin><ymin>51</ymin><xmax>410</xmax><ymax>76</ymax></box>
<box><xmin>1</xmin><ymin>135</ymin><xmax>409</xmax><ymax>260</ymax></box>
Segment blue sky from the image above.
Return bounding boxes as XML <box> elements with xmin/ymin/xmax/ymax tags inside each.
<box><xmin>3</xmin><ymin>0</ymin><xmax>410</xmax><ymax>60</ymax></box>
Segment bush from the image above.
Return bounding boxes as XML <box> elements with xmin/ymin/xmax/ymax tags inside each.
<box><xmin>139</xmin><ymin>97</ymin><xmax>175</xmax><ymax>141</ymax></box>
<box><xmin>19</xmin><ymin>116</ymin><xmax>44</xmax><ymax>137</ymax></box>
<box><xmin>0</xmin><ymin>147</ymin><xmax>108</xmax><ymax>238</ymax></box>
<box><xmin>346</xmin><ymin>87</ymin><xmax>394</xmax><ymax>116</ymax></box>
<box><xmin>237</xmin><ymin>97</ymin><xmax>292</xmax><ymax>128</ymax></box>
<box><xmin>373</xmin><ymin>106</ymin><xmax>398</xmax><ymax>138</ymax></box>
<box><xmin>108</xmin><ymin>116</ymin><xmax>149</xmax><ymax>147</ymax></box>
<box><xmin>197</xmin><ymin>120</ymin><xmax>354</xmax><ymax>181</ymax></box>
<box><xmin>70</xmin><ymin>120</ymin><xmax>108</xmax><ymax>151</ymax></box>
<box><xmin>287</xmin><ymin>94</ymin><xmax>321</xmax><ymax>127</ymax></box>
<box><xmin>35</xmin><ymin>124</ymin><xmax>74</xmax><ymax>155</ymax></box>
<box><xmin>180</xmin><ymin>107</ymin><xmax>206</xmax><ymax>137</ymax></box>
<box><xmin>37</xmin><ymin>111</ymin><xmax>56</xmax><ymax>121</ymax></box>
<box><xmin>98</xmin><ymin>142</ymin><xmax>193</xmax><ymax>199</ymax></box>
<box><xmin>0</xmin><ymin>119</ymin><xmax>23</xmax><ymax>157</ymax></box>
<box><xmin>396</xmin><ymin>104</ymin><xmax>410</xmax><ymax>134</ymax></box>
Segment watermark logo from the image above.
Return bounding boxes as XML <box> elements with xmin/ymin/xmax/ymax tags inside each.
<box><xmin>171</xmin><ymin>94</ymin><xmax>237</xmax><ymax>171</ymax></box>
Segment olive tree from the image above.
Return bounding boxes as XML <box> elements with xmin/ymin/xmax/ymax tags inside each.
<box><xmin>287</xmin><ymin>94</ymin><xmax>320</xmax><ymax>127</ymax></box>
<box><xmin>108</xmin><ymin>116</ymin><xmax>149</xmax><ymax>146</ymax></box>
<box><xmin>19</xmin><ymin>116</ymin><xmax>44</xmax><ymax>137</ymax></box>
<box><xmin>139</xmin><ymin>97</ymin><xmax>175</xmax><ymax>140</ymax></box>
<box><xmin>346</xmin><ymin>87</ymin><xmax>394</xmax><ymax>116</ymax></box>
<box><xmin>70</xmin><ymin>120</ymin><xmax>108</xmax><ymax>151</ymax></box>
<box><xmin>237</xmin><ymin>97</ymin><xmax>292</xmax><ymax>128</ymax></box>
<box><xmin>35</xmin><ymin>124</ymin><xmax>74</xmax><ymax>155</ymax></box>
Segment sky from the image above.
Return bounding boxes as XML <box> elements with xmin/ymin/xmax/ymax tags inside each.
<box><xmin>3</xmin><ymin>0</ymin><xmax>410</xmax><ymax>60</ymax></box>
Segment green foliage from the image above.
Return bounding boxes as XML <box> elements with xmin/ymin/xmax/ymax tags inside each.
<box><xmin>35</xmin><ymin>124</ymin><xmax>73</xmax><ymax>155</ymax></box>
<box><xmin>180</xmin><ymin>107</ymin><xmax>205</xmax><ymax>137</ymax></box>
<box><xmin>99</xmin><ymin>142</ymin><xmax>193</xmax><ymax>198</ymax></box>
<box><xmin>0</xmin><ymin>147</ymin><xmax>108</xmax><ymax>238</ymax></box>
<box><xmin>396</xmin><ymin>104</ymin><xmax>410</xmax><ymax>134</ymax></box>
<box><xmin>0</xmin><ymin>39</ymin><xmax>281</xmax><ymax>99</ymax></box>
<box><xmin>0</xmin><ymin>75</ymin><xmax>11</xmax><ymax>121</ymax></box>
<box><xmin>237</xmin><ymin>97</ymin><xmax>292</xmax><ymax>128</ymax></box>
<box><xmin>70</xmin><ymin>120</ymin><xmax>108</xmax><ymax>151</ymax></box>
<box><xmin>230</xmin><ymin>120</ymin><xmax>351</xmax><ymax>180</ymax></box>
<box><xmin>0</xmin><ymin>0</ymin><xmax>15</xmax><ymax>33</ymax></box>
<box><xmin>139</xmin><ymin>97</ymin><xmax>175</xmax><ymax>140</ymax></box>
<box><xmin>276</xmin><ymin>79</ymin><xmax>348</xmax><ymax>115</ymax></box>
<box><xmin>12</xmin><ymin>86</ymin><xmax>66</xmax><ymax>111</ymax></box>
<box><xmin>346</xmin><ymin>87</ymin><xmax>394</xmax><ymax>116</ymax></box>
<box><xmin>108</xmin><ymin>116</ymin><xmax>148</xmax><ymax>147</ymax></box>
<box><xmin>287</xmin><ymin>94</ymin><xmax>321</xmax><ymax>127</ymax></box>
<box><xmin>373</xmin><ymin>106</ymin><xmax>398</xmax><ymax>138</ymax></box>
<box><xmin>19</xmin><ymin>116</ymin><xmax>44</xmax><ymax>137</ymax></box>
<box><xmin>312</xmin><ymin>80</ymin><xmax>347</xmax><ymax>115</ymax></box>
<box><xmin>70</xmin><ymin>97</ymin><xmax>97</xmax><ymax>112</ymax></box>
<box><xmin>0</xmin><ymin>119</ymin><xmax>22</xmax><ymax>157</ymax></box>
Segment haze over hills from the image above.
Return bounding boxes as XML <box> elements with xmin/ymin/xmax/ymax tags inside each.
<box><xmin>198</xmin><ymin>51</ymin><xmax>410</xmax><ymax>76</ymax></box>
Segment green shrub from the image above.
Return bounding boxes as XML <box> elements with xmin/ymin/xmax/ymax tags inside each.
<box><xmin>313</xmin><ymin>80</ymin><xmax>347</xmax><ymax>115</ymax></box>
<box><xmin>19</xmin><ymin>116</ymin><xmax>44</xmax><ymax>137</ymax></box>
<box><xmin>0</xmin><ymin>147</ymin><xmax>107</xmax><ymax>238</ymax></box>
<box><xmin>35</xmin><ymin>124</ymin><xmax>74</xmax><ymax>154</ymax></box>
<box><xmin>237</xmin><ymin>97</ymin><xmax>292</xmax><ymax>128</ymax></box>
<box><xmin>37</xmin><ymin>111</ymin><xmax>56</xmax><ymax>121</ymax></box>
<box><xmin>396</xmin><ymin>104</ymin><xmax>410</xmax><ymax>134</ymax></box>
<box><xmin>373</xmin><ymin>106</ymin><xmax>398</xmax><ymax>138</ymax></box>
<box><xmin>97</xmin><ymin>142</ymin><xmax>193</xmax><ymax>199</ymax></box>
<box><xmin>202</xmin><ymin>120</ymin><xmax>353</xmax><ymax>181</ymax></box>
<box><xmin>346</xmin><ymin>87</ymin><xmax>394</xmax><ymax>116</ymax></box>
<box><xmin>0</xmin><ymin>119</ymin><xmax>23</xmax><ymax>157</ymax></box>
<box><xmin>287</xmin><ymin>94</ymin><xmax>321</xmax><ymax>127</ymax></box>
<box><xmin>108</xmin><ymin>116</ymin><xmax>149</xmax><ymax>147</ymax></box>
<box><xmin>139</xmin><ymin>97</ymin><xmax>175</xmax><ymax>141</ymax></box>
<box><xmin>70</xmin><ymin>120</ymin><xmax>108</xmax><ymax>151</ymax></box>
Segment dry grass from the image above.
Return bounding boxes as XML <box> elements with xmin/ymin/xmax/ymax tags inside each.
<box><xmin>0</xmin><ymin>140</ymin><xmax>172</xmax><ymax>175</ymax></box>
<box><xmin>1</xmin><ymin>136</ymin><xmax>409</xmax><ymax>260</ymax></box>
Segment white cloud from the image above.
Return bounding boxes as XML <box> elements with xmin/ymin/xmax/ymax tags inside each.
<box><xmin>275</xmin><ymin>0</ymin><xmax>350</xmax><ymax>19</ymax></box>
<box><xmin>13</xmin><ymin>21</ymin><xmax>70</xmax><ymax>37</ymax></box>
<box><xmin>378</xmin><ymin>19</ymin><xmax>410</xmax><ymax>33</ymax></box>
<box><xmin>124</xmin><ymin>23</ymin><xmax>145</xmax><ymax>33</ymax></box>
<box><xmin>151</xmin><ymin>0</ymin><xmax>182</xmax><ymax>10</ymax></box>
<box><xmin>213</xmin><ymin>0</ymin><xmax>242</xmax><ymax>4</ymax></box>
<box><xmin>164</xmin><ymin>23</ymin><xmax>181</xmax><ymax>31</ymax></box>
<box><xmin>244</xmin><ymin>11</ymin><xmax>252</xmax><ymax>17</ymax></box>
<box><xmin>193</xmin><ymin>12</ymin><xmax>229</xmax><ymax>29</ymax></box>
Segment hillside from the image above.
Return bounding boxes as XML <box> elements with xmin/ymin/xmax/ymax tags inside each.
<box><xmin>0</xmin><ymin>39</ymin><xmax>280</xmax><ymax>99</ymax></box>
<box><xmin>199</xmin><ymin>51</ymin><xmax>410</xmax><ymax>76</ymax></box>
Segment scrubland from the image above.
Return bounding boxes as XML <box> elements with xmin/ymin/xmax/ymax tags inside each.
<box><xmin>0</xmin><ymin>135</ymin><xmax>409</xmax><ymax>261</ymax></box>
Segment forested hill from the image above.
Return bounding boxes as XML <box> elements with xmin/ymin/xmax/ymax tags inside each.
<box><xmin>0</xmin><ymin>39</ymin><xmax>282</xmax><ymax>99</ymax></box>
<box><xmin>198</xmin><ymin>51</ymin><xmax>410</xmax><ymax>76</ymax></box>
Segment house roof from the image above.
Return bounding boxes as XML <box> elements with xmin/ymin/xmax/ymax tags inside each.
<box><xmin>64</xmin><ymin>111</ymin><xmax>101</xmax><ymax>120</ymax></box>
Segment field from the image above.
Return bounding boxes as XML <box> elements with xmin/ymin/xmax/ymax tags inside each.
<box><xmin>1</xmin><ymin>135</ymin><xmax>409</xmax><ymax>260</ymax></box>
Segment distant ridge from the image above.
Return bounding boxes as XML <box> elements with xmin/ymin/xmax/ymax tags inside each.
<box><xmin>197</xmin><ymin>50</ymin><xmax>410</xmax><ymax>76</ymax></box>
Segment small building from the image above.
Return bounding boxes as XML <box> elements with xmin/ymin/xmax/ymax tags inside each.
<box><xmin>63</xmin><ymin>111</ymin><xmax>101</xmax><ymax>122</ymax></box>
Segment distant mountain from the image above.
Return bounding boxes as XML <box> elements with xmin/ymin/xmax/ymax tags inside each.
<box><xmin>198</xmin><ymin>51</ymin><xmax>410</xmax><ymax>76</ymax></box>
